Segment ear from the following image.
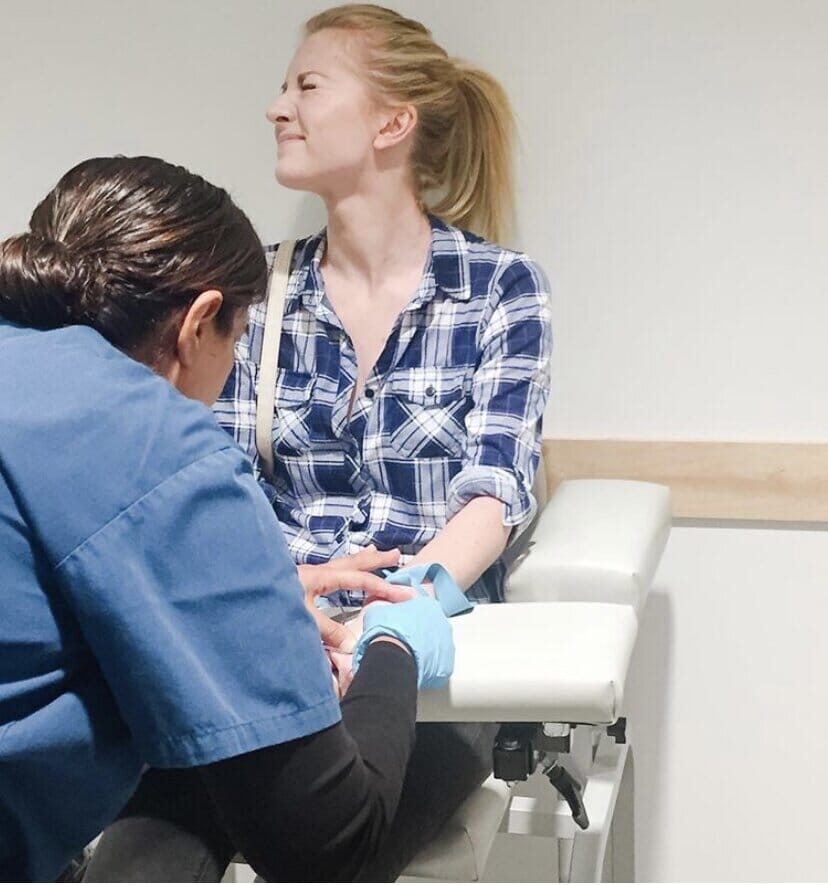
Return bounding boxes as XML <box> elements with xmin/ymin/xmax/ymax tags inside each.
<box><xmin>176</xmin><ymin>290</ymin><xmax>224</xmax><ymax>367</ymax></box>
<box><xmin>374</xmin><ymin>104</ymin><xmax>418</xmax><ymax>151</ymax></box>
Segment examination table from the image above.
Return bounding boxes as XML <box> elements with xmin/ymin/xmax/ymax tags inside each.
<box><xmin>229</xmin><ymin>476</ymin><xmax>671</xmax><ymax>883</ymax></box>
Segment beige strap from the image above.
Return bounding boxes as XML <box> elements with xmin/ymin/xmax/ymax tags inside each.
<box><xmin>256</xmin><ymin>240</ymin><xmax>296</xmax><ymax>480</ymax></box>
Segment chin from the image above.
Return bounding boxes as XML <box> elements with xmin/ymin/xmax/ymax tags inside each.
<box><xmin>275</xmin><ymin>163</ymin><xmax>317</xmax><ymax>192</ymax></box>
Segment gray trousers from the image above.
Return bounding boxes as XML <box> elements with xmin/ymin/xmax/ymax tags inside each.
<box><xmin>84</xmin><ymin>722</ymin><xmax>497</xmax><ymax>883</ymax></box>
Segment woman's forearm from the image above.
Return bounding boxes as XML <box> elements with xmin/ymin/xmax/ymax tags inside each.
<box><xmin>407</xmin><ymin>496</ymin><xmax>511</xmax><ymax>591</ymax></box>
<box><xmin>327</xmin><ymin>497</ymin><xmax>511</xmax><ymax>696</ymax></box>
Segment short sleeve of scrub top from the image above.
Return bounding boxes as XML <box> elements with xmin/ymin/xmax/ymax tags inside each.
<box><xmin>54</xmin><ymin>444</ymin><xmax>341</xmax><ymax>768</ymax></box>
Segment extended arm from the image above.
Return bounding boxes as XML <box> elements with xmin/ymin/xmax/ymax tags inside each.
<box><xmin>410</xmin><ymin>257</ymin><xmax>552</xmax><ymax>592</ymax></box>
<box><xmin>407</xmin><ymin>496</ymin><xmax>510</xmax><ymax>590</ymax></box>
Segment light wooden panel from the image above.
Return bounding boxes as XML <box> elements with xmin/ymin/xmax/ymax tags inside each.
<box><xmin>542</xmin><ymin>439</ymin><xmax>828</xmax><ymax>522</ymax></box>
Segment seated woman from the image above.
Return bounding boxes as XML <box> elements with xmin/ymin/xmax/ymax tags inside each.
<box><xmin>92</xmin><ymin>3</ymin><xmax>553</xmax><ymax>881</ymax></box>
<box><xmin>0</xmin><ymin>155</ymin><xmax>455</xmax><ymax>883</ymax></box>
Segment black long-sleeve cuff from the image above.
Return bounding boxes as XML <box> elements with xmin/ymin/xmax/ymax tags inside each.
<box><xmin>199</xmin><ymin>641</ymin><xmax>417</xmax><ymax>882</ymax></box>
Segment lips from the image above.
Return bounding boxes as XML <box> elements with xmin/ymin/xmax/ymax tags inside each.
<box><xmin>277</xmin><ymin>133</ymin><xmax>305</xmax><ymax>144</ymax></box>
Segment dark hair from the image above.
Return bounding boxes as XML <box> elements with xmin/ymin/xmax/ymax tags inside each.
<box><xmin>0</xmin><ymin>156</ymin><xmax>266</xmax><ymax>358</ymax></box>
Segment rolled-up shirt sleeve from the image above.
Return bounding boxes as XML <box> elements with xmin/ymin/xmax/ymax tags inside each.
<box><xmin>446</xmin><ymin>256</ymin><xmax>552</xmax><ymax>536</ymax></box>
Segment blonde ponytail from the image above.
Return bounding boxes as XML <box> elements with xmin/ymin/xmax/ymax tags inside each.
<box><xmin>305</xmin><ymin>4</ymin><xmax>517</xmax><ymax>244</ymax></box>
<box><xmin>430</xmin><ymin>61</ymin><xmax>515</xmax><ymax>244</ymax></box>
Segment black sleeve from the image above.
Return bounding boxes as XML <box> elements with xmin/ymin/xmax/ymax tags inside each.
<box><xmin>199</xmin><ymin>640</ymin><xmax>417</xmax><ymax>882</ymax></box>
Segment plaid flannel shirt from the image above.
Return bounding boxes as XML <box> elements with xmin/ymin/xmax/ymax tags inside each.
<box><xmin>214</xmin><ymin>216</ymin><xmax>552</xmax><ymax>603</ymax></box>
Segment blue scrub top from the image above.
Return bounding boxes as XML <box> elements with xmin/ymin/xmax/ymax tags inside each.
<box><xmin>0</xmin><ymin>320</ymin><xmax>341</xmax><ymax>881</ymax></box>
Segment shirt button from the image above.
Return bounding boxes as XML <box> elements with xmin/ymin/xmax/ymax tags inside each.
<box><xmin>364</xmin><ymin>387</ymin><xmax>375</xmax><ymax>399</ymax></box>
<box><xmin>425</xmin><ymin>385</ymin><xmax>436</xmax><ymax>397</ymax></box>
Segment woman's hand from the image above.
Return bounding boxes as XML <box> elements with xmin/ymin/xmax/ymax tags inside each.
<box><xmin>296</xmin><ymin>547</ymin><xmax>413</xmax><ymax>695</ymax></box>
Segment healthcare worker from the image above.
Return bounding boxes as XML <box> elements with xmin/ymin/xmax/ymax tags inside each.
<box><xmin>0</xmin><ymin>155</ymin><xmax>455</xmax><ymax>883</ymax></box>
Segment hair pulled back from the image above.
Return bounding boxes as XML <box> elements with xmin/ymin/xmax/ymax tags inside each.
<box><xmin>305</xmin><ymin>4</ymin><xmax>516</xmax><ymax>243</ymax></box>
<box><xmin>0</xmin><ymin>156</ymin><xmax>266</xmax><ymax>357</ymax></box>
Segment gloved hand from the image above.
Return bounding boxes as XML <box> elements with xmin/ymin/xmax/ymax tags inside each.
<box><xmin>384</xmin><ymin>563</ymin><xmax>473</xmax><ymax>617</ymax></box>
<box><xmin>351</xmin><ymin>594</ymin><xmax>454</xmax><ymax>689</ymax></box>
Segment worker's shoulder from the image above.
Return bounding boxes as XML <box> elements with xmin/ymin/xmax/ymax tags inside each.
<box><xmin>0</xmin><ymin>323</ymin><xmax>241</xmax><ymax>558</ymax></box>
<box><xmin>1</xmin><ymin>321</ymin><xmax>228</xmax><ymax>456</ymax></box>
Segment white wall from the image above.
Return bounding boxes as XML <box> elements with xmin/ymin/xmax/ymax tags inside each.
<box><xmin>3</xmin><ymin>1</ymin><xmax>828</xmax><ymax>880</ymax></box>
<box><xmin>0</xmin><ymin>0</ymin><xmax>325</xmax><ymax>240</ymax></box>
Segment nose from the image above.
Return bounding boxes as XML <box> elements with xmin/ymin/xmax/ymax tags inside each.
<box><xmin>266</xmin><ymin>91</ymin><xmax>293</xmax><ymax>125</ymax></box>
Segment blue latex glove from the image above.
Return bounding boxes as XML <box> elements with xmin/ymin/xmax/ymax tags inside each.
<box><xmin>384</xmin><ymin>563</ymin><xmax>473</xmax><ymax>617</ymax></box>
<box><xmin>351</xmin><ymin>594</ymin><xmax>454</xmax><ymax>689</ymax></box>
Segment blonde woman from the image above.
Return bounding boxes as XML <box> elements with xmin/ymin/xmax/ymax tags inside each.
<box><xmin>90</xmin><ymin>4</ymin><xmax>552</xmax><ymax>880</ymax></box>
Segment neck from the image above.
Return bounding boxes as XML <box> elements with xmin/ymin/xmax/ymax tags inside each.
<box><xmin>322</xmin><ymin>186</ymin><xmax>432</xmax><ymax>287</ymax></box>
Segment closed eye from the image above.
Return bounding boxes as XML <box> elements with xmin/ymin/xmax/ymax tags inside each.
<box><xmin>281</xmin><ymin>71</ymin><xmax>323</xmax><ymax>93</ymax></box>
<box><xmin>298</xmin><ymin>71</ymin><xmax>321</xmax><ymax>91</ymax></box>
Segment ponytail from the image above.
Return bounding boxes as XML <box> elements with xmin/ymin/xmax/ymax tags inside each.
<box><xmin>429</xmin><ymin>62</ymin><xmax>515</xmax><ymax>244</ymax></box>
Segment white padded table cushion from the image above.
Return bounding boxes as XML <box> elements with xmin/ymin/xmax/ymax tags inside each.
<box><xmin>416</xmin><ymin>602</ymin><xmax>638</xmax><ymax>724</ymax></box>
<box><xmin>506</xmin><ymin>479</ymin><xmax>671</xmax><ymax>611</ymax></box>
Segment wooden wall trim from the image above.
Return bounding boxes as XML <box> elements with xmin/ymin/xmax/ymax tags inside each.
<box><xmin>542</xmin><ymin>439</ymin><xmax>828</xmax><ymax>522</ymax></box>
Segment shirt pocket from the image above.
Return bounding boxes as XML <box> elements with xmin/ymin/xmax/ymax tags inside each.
<box><xmin>271</xmin><ymin>369</ymin><xmax>315</xmax><ymax>456</ymax></box>
<box><xmin>384</xmin><ymin>366</ymin><xmax>472</xmax><ymax>459</ymax></box>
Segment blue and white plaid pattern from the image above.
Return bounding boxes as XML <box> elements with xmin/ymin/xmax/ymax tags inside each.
<box><xmin>214</xmin><ymin>217</ymin><xmax>552</xmax><ymax>603</ymax></box>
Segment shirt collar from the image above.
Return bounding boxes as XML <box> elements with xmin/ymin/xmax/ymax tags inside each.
<box><xmin>292</xmin><ymin>232</ymin><xmax>328</xmax><ymax>312</ymax></box>
<box><xmin>290</xmin><ymin>215</ymin><xmax>473</xmax><ymax>317</ymax></box>
<box><xmin>426</xmin><ymin>215</ymin><xmax>473</xmax><ymax>303</ymax></box>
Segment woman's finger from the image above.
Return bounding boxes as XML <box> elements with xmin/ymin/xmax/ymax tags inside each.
<box><xmin>326</xmin><ymin>649</ymin><xmax>343</xmax><ymax>700</ymax></box>
<box><xmin>334</xmin><ymin>546</ymin><xmax>401</xmax><ymax>572</ymax></box>
<box><xmin>313</xmin><ymin>569</ymin><xmax>415</xmax><ymax>602</ymax></box>
<box><xmin>328</xmin><ymin>649</ymin><xmax>355</xmax><ymax>697</ymax></box>
<box><xmin>313</xmin><ymin>608</ymin><xmax>357</xmax><ymax>653</ymax></box>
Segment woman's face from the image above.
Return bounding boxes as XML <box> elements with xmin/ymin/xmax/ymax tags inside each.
<box><xmin>266</xmin><ymin>29</ymin><xmax>387</xmax><ymax>198</ymax></box>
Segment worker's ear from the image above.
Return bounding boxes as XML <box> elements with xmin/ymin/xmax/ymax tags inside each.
<box><xmin>176</xmin><ymin>290</ymin><xmax>224</xmax><ymax>367</ymax></box>
<box><xmin>162</xmin><ymin>290</ymin><xmax>224</xmax><ymax>393</ymax></box>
